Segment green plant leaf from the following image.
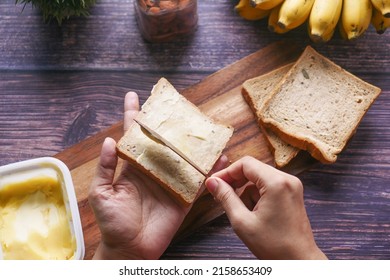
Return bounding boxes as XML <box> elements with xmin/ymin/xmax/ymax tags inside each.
<box><xmin>15</xmin><ymin>0</ymin><xmax>97</xmax><ymax>25</ymax></box>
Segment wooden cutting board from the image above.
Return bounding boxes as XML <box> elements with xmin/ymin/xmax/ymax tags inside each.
<box><xmin>55</xmin><ymin>41</ymin><xmax>316</xmax><ymax>259</ymax></box>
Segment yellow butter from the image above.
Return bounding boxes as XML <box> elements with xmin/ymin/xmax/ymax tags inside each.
<box><xmin>0</xmin><ymin>176</ymin><xmax>76</xmax><ymax>260</ymax></box>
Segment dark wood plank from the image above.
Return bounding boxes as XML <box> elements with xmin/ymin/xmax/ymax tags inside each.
<box><xmin>1</xmin><ymin>0</ymin><xmax>389</xmax><ymax>74</ymax></box>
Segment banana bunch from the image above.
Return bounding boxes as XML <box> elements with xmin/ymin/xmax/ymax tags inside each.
<box><xmin>235</xmin><ymin>0</ymin><xmax>390</xmax><ymax>42</ymax></box>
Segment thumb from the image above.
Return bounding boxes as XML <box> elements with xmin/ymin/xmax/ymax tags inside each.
<box><xmin>91</xmin><ymin>137</ymin><xmax>118</xmax><ymax>193</ymax></box>
<box><xmin>205</xmin><ymin>177</ymin><xmax>250</xmax><ymax>223</ymax></box>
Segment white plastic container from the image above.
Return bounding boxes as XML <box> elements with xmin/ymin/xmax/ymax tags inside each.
<box><xmin>0</xmin><ymin>157</ymin><xmax>85</xmax><ymax>260</ymax></box>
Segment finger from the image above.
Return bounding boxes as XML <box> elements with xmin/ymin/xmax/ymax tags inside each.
<box><xmin>211</xmin><ymin>159</ymin><xmax>249</xmax><ymax>189</ymax></box>
<box><xmin>90</xmin><ymin>137</ymin><xmax>118</xmax><ymax>193</ymax></box>
<box><xmin>205</xmin><ymin>177</ymin><xmax>250</xmax><ymax>222</ymax></box>
<box><xmin>123</xmin><ymin>91</ymin><xmax>140</xmax><ymax>132</ymax></box>
<box><xmin>209</xmin><ymin>154</ymin><xmax>229</xmax><ymax>174</ymax></box>
<box><xmin>212</xmin><ymin>156</ymin><xmax>291</xmax><ymax>191</ymax></box>
<box><xmin>199</xmin><ymin>155</ymin><xmax>230</xmax><ymax>196</ymax></box>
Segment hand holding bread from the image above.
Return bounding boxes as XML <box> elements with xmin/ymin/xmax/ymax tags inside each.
<box><xmin>88</xmin><ymin>92</ymin><xmax>187</xmax><ymax>259</ymax></box>
<box><xmin>89</xmin><ymin>91</ymin><xmax>229</xmax><ymax>260</ymax></box>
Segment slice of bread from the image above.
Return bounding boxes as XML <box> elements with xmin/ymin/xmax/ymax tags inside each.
<box><xmin>116</xmin><ymin>78</ymin><xmax>233</xmax><ymax>206</ymax></box>
<box><xmin>242</xmin><ymin>63</ymin><xmax>300</xmax><ymax>168</ymax></box>
<box><xmin>261</xmin><ymin>46</ymin><xmax>382</xmax><ymax>163</ymax></box>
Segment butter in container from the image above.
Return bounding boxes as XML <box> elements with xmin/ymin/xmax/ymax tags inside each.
<box><xmin>0</xmin><ymin>157</ymin><xmax>84</xmax><ymax>260</ymax></box>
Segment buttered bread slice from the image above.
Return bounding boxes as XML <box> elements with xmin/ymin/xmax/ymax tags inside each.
<box><xmin>260</xmin><ymin>46</ymin><xmax>381</xmax><ymax>164</ymax></box>
<box><xmin>116</xmin><ymin>78</ymin><xmax>233</xmax><ymax>206</ymax></box>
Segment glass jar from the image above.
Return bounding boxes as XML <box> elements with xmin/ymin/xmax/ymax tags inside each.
<box><xmin>134</xmin><ymin>0</ymin><xmax>198</xmax><ymax>43</ymax></box>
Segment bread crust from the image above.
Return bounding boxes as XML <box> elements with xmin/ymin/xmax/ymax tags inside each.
<box><xmin>262</xmin><ymin>120</ymin><xmax>335</xmax><ymax>163</ymax></box>
<box><xmin>116</xmin><ymin>147</ymin><xmax>193</xmax><ymax>206</ymax></box>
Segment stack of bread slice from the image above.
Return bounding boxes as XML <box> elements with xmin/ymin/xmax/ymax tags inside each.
<box><xmin>242</xmin><ymin>46</ymin><xmax>381</xmax><ymax>168</ymax></box>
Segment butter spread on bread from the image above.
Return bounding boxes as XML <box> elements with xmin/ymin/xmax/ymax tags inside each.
<box><xmin>242</xmin><ymin>63</ymin><xmax>300</xmax><ymax>168</ymax></box>
<box><xmin>260</xmin><ymin>46</ymin><xmax>381</xmax><ymax>164</ymax></box>
<box><xmin>116</xmin><ymin>78</ymin><xmax>233</xmax><ymax>206</ymax></box>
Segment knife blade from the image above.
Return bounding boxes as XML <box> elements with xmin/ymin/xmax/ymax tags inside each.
<box><xmin>133</xmin><ymin>118</ymin><xmax>208</xmax><ymax>177</ymax></box>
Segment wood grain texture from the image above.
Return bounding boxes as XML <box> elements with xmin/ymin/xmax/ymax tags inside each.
<box><xmin>1</xmin><ymin>0</ymin><xmax>390</xmax><ymax>260</ymax></box>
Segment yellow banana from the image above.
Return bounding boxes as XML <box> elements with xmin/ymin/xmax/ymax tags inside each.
<box><xmin>371</xmin><ymin>7</ymin><xmax>390</xmax><ymax>33</ymax></box>
<box><xmin>309</xmin><ymin>0</ymin><xmax>342</xmax><ymax>42</ymax></box>
<box><xmin>268</xmin><ymin>4</ymin><xmax>290</xmax><ymax>33</ymax></box>
<box><xmin>235</xmin><ymin>0</ymin><xmax>271</xmax><ymax>20</ymax></box>
<box><xmin>338</xmin><ymin>19</ymin><xmax>348</xmax><ymax>39</ymax></box>
<box><xmin>319</xmin><ymin>28</ymin><xmax>335</xmax><ymax>43</ymax></box>
<box><xmin>278</xmin><ymin>0</ymin><xmax>315</xmax><ymax>30</ymax></box>
<box><xmin>310</xmin><ymin>24</ymin><xmax>336</xmax><ymax>43</ymax></box>
<box><xmin>250</xmin><ymin>0</ymin><xmax>285</xmax><ymax>10</ymax></box>
<box><xmin>342</xmin><ymin>0</ymin><xmax>373</xmax><ymax>40</ymax></box>
<box><xmin>370</xmin><ymin>0</ymin><xmax>390</xmax><ymax>18</ymax></box>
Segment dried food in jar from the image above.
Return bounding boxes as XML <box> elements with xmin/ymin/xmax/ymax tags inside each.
<box><xmin>135</xmin><ymin>0</ymin><xmax>198</xmax><ymax>42</ymax></box>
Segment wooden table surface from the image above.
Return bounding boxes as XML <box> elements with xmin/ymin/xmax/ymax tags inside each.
<box><xmin>1</xmin><ymin>0</ymin><xmax>390</xmax><ymax>260</ymax></box>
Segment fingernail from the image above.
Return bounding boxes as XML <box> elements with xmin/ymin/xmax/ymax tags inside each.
<box><xmin>206</xmin><ymin>178</ymin><xmax>219</xmax><ymax>194</ymax></box>
<box><xmin>103</xmin><ymin>137</ymin><xmax>110</xmax><ymax>146</ymax></box>
<box><xmin>220</xmin><ymin>154</ymin><xmax>229</xmax><ymax>164</ymax></box>
<box><xmin>103</xmin><ymin>137</ymin><xmax>115</xmax><ymax>146</ymax></box>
